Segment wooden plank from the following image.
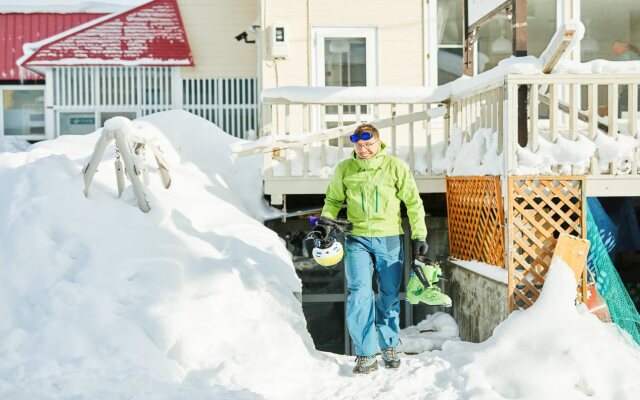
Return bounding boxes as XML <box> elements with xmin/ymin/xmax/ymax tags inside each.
<box><xmin>551</xmin><ymin>233</ymin><xmax>590</xmax><ymax>283</ymax></box>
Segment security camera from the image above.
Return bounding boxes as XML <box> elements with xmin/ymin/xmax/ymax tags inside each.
<box><xmin>235</xmin><ymin>31</ymin><xmax>255</xmax><ymax>43</ymax></box>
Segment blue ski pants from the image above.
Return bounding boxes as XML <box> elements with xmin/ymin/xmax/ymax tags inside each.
<box><xmin>345</xmin><ymin>235</ymin><xmax>403</xmax><ymax>356</ymax></box>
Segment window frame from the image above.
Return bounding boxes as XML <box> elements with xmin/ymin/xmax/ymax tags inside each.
<box><xmin>0</xmin><ymin>85</ymin><xmax>46</xmax><ymax>140</ymax></box>
<box><xmin>312</xmin><ymin>26</ymin><xmax>378</xmax><ymax>88</ymax></box>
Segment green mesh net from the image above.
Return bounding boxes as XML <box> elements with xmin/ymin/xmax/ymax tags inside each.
<box><xmin>586</xmin><ymin>203</ymin><xmax>640</xmax><ymax>346</ymax></box>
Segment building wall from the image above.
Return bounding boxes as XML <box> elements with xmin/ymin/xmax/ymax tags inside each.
<box><xmin>178</xmin><ymin>0</ymin><xmax>258</xmax><ymax>78</ymax></box>
<box><xmin>445</xmin><ymin>261</ymin><xmax>509</xmax><ymax>343</ymax></box>
<box><xmin>261</xmin><ymin>0</ymin><xmax>425</xmax><ymax>89</ymax></box>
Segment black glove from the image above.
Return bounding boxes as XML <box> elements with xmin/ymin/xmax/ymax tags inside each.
<box><xmin>413</xmin><ymin>239</ymin><xmax>429</xmax><ymax>257</ymax></box>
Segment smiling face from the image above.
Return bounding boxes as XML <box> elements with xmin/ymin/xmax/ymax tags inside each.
<box><xmin>354</xmin><ymin>137</ymin><xmax>381</xmax><ymax>159</ymax></box>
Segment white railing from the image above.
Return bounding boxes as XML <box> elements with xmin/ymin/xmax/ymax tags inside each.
<box><xmin>53</xmin><ymin>66</ymin><xmax>177</xmax><ymax>115</ymax></box>
<box><xmin>451</xmin><ymin>74</ymin><xmax>640</xmax><ymax>178</ymax></box>
<box><xmin>509</xmin><ymin>74</ymin><xmax>639</xmax><ymax>176</ymax></box>
<box><xmin>183</xmin><ymin>77</ymin><xmax>258</xmax><ymax>138</ymax></box>
<box><xmin>257</xmin><ymin>98</ymin><xmax>448</xmax><ymax>204</ymax></box>
<box><xmin>252</xmin><ymin>73</ymin><xmax>640</xmax><ymax>203</ymax></box>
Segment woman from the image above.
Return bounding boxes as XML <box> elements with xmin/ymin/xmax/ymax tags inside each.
<box><xmin>321</xmin><ymin>123</ymin><xmax>428</xmax><ymax>374</ymax></box>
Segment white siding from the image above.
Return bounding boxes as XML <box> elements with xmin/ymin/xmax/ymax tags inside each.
<box><xmin>179</xmin><ymin>0</ymin><xmax>258</xmax><ymax>79</ymax></box>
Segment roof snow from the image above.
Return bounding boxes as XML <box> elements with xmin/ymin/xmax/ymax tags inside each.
<box><xmin>0</xmin><ymin>0</ymin><xmax>149</xmax><ymax>14</ymax></box>
<box><xmin>19</xmin><ymin>0</ymin><xmax>192</xmax><ymax>69</ymax></box>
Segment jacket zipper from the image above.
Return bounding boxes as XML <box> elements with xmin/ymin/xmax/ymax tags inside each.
<box><xmin>361</xmin><ymin>191</ymin><xmax>365</xmax><ymax>212</ymax></box>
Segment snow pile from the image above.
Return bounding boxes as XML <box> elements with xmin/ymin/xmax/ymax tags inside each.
<box><xmin>555</xmin><ymin>58</ymin><xmax>640</xmax><ymax>74</ymax></box>
<box><xmin>515</xmin><ymin>129</ymin><xmax>640</xmax><ymax>175</ymax></box>
<box><xmin>0</xmin><ymin>111</ymin><xmax>319</xmax><ymax>399</ymax></box>
<box><xmin>594</xmin><ymin>131</ymin><xmax>640</xmax><ymax>173</ymax></box>
<box><xmin>262</xmin><ymin>57</ymin><xmax>542</xmax><ymax>106</ymax></box>
<box><xmin>399</xmin><ymin>312</ymin><xmax>459</xmax><ymax>354</ymax></box>
<box><xmin>141</xmin><ymin>112</ymin><xmax>279</xmax><ymax>221</ymax></box>
<box><xmin>432</xmin><ymin>126</ymin><xmax>502</xmax><ymax>176</ymax></box>
<box><xmin>516</xmin><ymin>133</ymin><xmax>596</xmax><ymax>175</ymax></box>
<box><xmin>2</xmin><ymin>110</ymin><xmax>640</xmax><ymax>399</ymax></box>
<box><xmin>0</xmin><ymin>137</ymin><xmax>30</xmax><ymax>153</ymax></box>
<box><xmin>436</xmin><ymin>258</ymin><xmax>640</xmax><ymax>399</ymax></box>
<box><xmin>451</xmin><ymin>259</ymin><xmax>508</xmax><ymax>283</ymax></box>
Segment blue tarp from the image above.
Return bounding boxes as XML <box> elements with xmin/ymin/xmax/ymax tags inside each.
<box><xmin>586</xmin><ymin>197</ymin><xmax>640</xmax><ymax>258</ymax></box>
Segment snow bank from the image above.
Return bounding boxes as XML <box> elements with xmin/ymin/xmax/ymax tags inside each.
<box><xmin>433</xmin><ymin>258</ymin><xmax>640</xmax><ymax>399</ymax></box>
<box><xmin>0</xmin><ymin>137</ymin><xmax>30</xmax><ymax>153</ymax></box>
<box><xmin>2</xmin><ymin>110</ymin><xmax>639</xmax><ymax>399</ymax></box>
<box><xmin>399</xmin><ymin>312</ymin><xmax>459</xmax><ymax>353</ymax></box>
<box><xmin>0</xmin><ymin>111</ymin><xmax>320</xmax><ymax>399</ymax></box>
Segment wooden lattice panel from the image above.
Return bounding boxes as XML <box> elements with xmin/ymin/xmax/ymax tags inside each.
<box><xmin>446</xmin><ymin>177</ymin><xmax>505</xmax><ymax>267</ymax></box>
<box><xmin>507</xmin><ymin>176</ymin><xmax>587</xmax><ymax>311</ymax></box>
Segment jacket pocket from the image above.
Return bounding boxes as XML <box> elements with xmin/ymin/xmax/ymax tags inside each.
<box><xmin>346</xmin><ymin>186</ymin><xmax>366</xmax><ymax>221</ymax></box>
<box><xmin>375</xmin><ymin>183</ymin><xmax>400</xmax><ymax>219</ymax></box>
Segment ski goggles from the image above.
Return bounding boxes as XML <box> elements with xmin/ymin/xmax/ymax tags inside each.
<box><xmin>349</xmin><ymin>131</ymin><xmax>375</xmax><ymax>143</ymax></box>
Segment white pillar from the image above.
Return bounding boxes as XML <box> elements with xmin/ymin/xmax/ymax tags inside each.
<box><xmin>44</xmin><ymin>69</ymin><xmax>56</xmax><ymax>139</ymax></box>
<box><xmin>171</xmin><ymin>68</ymin><xmax>183</xmax><ymax>109</ymax></box>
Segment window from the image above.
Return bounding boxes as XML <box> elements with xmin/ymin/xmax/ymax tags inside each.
<box><xmin>313</xmin><ymin>28</ymin><xmax>377</xmax><ymax>129</ymax></box>
<box><xmin>324</xmin><ymin>37</ymin><xmax>367</xmax><ymax>87</ymax></box>
<box><xmin>439</xmin><ymin>0</ymin><xmax>556</xmax><ymax>76</ymax></box>
<box><xmin>581</xmin><ymin>0</ymin><xmax>640</xmax><ymax>62</ymax></box>
<box><xmin>313</xmin><ymin>27</ymin><xmax>376</xmax><ymax>88</ymax></box>
<box><xmin>437</xmin><ymin>0</ymin><xmax>464</xmax><ymax>85</ymax></box>
<box><xmin>1</xmin><ymin>87</ymin><xmax>45</xmax><ymax>137</ymax></box>
<box><xmin>476</xmin><ymin>1</ymin><xmax>555</xmax><ymax>73</ymax></box>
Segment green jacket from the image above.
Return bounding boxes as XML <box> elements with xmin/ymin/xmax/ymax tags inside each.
<box><xmin>321</xmin><ymin>143</ymin><xmax>427</xmax><ymax>239</ymax></box>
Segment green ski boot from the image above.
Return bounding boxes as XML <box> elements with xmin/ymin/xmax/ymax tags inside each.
<box><xmin>406</xmin><ymin>257</ymin><xmax>452</xmax><ymax>307</ymax></box>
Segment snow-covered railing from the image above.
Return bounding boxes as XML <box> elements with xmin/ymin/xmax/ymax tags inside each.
<box><xmin>451</xmin><ymin>73</ymin><xmax>640</xmax><ymax>178</ymax></box>
<box><xmin>509</xmin><ymin>74</ymin><xmax>640</xmax><ymax>176</ymax></box>
<box><xmin>248</xmin><ymin>87</ymin><xmax>450</xmax><ymax>203</ymax></box>
<box><xmin>247</xmin><ymin>58</ymin><xmax>640</xmax><ymax>203</ymax></box>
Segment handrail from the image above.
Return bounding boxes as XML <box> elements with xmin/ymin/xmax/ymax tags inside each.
<box><xmin>233</xmin><ymin>106</ymin><xmax>446</xmax><ymax>157</ymax></box>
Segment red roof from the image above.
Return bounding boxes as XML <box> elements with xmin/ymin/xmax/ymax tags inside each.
<box><xmin>21</xmin><ymin>0</ymin><xmax>193</xmax><ymax>69</ymax></box>
<box><xmin>0</xmin><ymin>13</ymin><xmax>104</xmax><ymax>81</ymax></box>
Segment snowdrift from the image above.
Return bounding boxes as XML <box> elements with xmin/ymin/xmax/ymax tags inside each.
<box><xmin>1</xmin><ymin>110</ymin><xmax>639</xmax><ymax>400</ymax></box>
<box><xmin>0</xmin><ymin>111</ymin><xmax>320</xmax><ymax>399</ymax></box>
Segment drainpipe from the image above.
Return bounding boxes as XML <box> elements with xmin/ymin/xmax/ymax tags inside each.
<box><xmin>257</xmin><ymin>0</ymin><xmax>265</xmax><ymax>135</ymax></box>
<box><xmin>307</xmin><ymin>0</ymin><xmax>312</xmax><ymax>86</ymax></box>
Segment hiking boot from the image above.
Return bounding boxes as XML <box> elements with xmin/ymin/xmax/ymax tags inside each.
<box><xmin>352</xmin><ymin>355</ymin><xmax>378</xmax><ymax>374</ymax></box>
<box><xmin>381</xmin><ymin>347</ymin><xmax>401</xmax><ymax>369</ymax></box>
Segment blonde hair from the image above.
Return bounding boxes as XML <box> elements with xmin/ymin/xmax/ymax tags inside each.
<box><xmin>354</xmin><ymin>123</ymin><xmax>379</xmax><ymax>138</ymax></box>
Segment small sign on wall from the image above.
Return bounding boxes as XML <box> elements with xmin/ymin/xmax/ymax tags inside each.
<box><xmin>70</xmin><ymin>117</ymin><xmax>95</xmax><ymax>125</ymax></box>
